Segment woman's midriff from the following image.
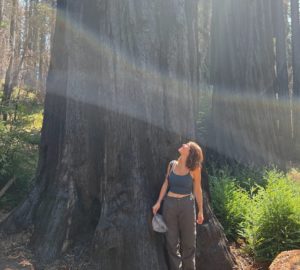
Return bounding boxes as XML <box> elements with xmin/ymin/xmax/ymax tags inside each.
<box><xmin>167</xmin><ymin>191</ymin><xmax>191</xmax><ymax>198</ymax></box>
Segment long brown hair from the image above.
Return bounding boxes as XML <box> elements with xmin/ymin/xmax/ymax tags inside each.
<box><xmin>185</xmin><ymin>141</ymin><xmax>203</xmax><ymax>171</ymax></box>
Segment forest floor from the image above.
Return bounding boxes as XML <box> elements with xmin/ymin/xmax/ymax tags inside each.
<box><xmin>0</xmin><ymin>210</ymin><xmax>271</xmax><ymax>270</ymax></box>
<box><xmin>228</xmin><ymin>240</ymin><xmax>270</xmax><ymax>270</ymax></box>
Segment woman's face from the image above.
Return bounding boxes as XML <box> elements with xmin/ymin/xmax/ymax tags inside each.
<box><xmin>178</xmin><ymin>143</ymin><xmax>190</xmax><ymax>156</ymax></box>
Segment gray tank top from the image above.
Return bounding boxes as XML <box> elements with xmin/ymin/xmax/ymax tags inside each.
<box><xmin>167</xmin><ymin>160</ymin><xmax>193</xmax><ymax>194</ymax></box>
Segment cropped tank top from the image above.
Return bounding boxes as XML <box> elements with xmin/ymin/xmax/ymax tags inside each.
<box><xmin>167</xmin><ymin>160</ymin><xmax>193</xmax><ymax>195</ymax></box>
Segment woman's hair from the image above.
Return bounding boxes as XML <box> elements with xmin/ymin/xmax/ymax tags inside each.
<box><xmin>185</xmin><ymin>141</ymin><xmax>204</xmax><ymax>171</ymax></box>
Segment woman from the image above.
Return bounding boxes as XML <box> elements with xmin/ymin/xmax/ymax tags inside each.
<box><xmin>152</xmin><ymin>141</ymin><xmax>204</xmax><ymax>270</ymax></box>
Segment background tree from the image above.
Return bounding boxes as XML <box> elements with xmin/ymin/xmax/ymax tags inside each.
<box><xmin>209</xmin><ymin>0</ymin><xmax>289</xmax><ymax>167</ymax></box>
<box><xmin>2</xmin><ymin>0</ymin><xmax>18</xmax><ymax>121</ymax></box>
<box><xmin>1</xmin><ymin>0</ymin><xmax>55</xmax><ymax>122</ymax></box>
<box><xmin>272</xmin><ymin>0</ymin><xmax>291</xmax><ymax>162</ymax></box>
<box><xmin>291</xmin><ymin>0</ymin><xmax>300</xmax><ymax>161</ymax></box>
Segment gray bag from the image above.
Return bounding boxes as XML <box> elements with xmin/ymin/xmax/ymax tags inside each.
<box><xmin>152</xmin><ymin>213</ymin><xmax>168</xmax><ymax>233</ymax></box>
<box><xmin>152</xmin><ymin>161</ymin><xmax>174</xmax><ymax>233</ymax></box>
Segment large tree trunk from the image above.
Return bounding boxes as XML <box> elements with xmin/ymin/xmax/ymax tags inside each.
<box><xmin>272</xmin><ymin>0</ymin><xmax>292</xmax><ymax>163</ymax></box>
<box><xmin>291</xmin><ymin>0</ymin><xmax>300</xmax><ymax>160</ymax></box>
<box><xmin>209</xmin><ymin>0</ymin><xmax>280</xmax><ymax>166</ymax></box>
<box><xmin>0</xmin><ymin>1</ymin><xmax>236</xmax><ymax>269</ymax></box>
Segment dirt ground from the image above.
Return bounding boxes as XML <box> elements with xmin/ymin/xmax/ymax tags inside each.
<box><xmin>0</xmin><ymin>231</ymin><xmax>270</xmax><ymax>270</ymax></box>
<box><xmin>0</xmin><ymin>210</ymin><xmax>271</xmax><ymax>270</ymax></box>
<box><xmin>0</xmin><ymin>229</ymin><xmax>95</xmax><ymax>270</ymax></box>
<box><xmin>229</xmin><ymin>239</ymin><xmax>270</xmax><ymax>270</ymax></box>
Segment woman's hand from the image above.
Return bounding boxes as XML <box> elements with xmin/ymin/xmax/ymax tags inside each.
<box><xmin>152</xmin><ymin>202</ymin><xmax>161</xmax><ymax>215</ymax></box>
<box><xmin>197</xmin><ymin>211</ymin><xmax>204</xmax><ymax>224</ymax></box>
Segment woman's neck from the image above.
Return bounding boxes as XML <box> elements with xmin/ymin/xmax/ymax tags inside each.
<box><xmin>177</xmin><ymin>156</ymin><xmax>187</xmax><ymax>168</ymax></box>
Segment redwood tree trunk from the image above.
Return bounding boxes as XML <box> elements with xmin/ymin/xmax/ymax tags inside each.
<box><xmin>291</xmin><ymin>0</ymin><xmax>300</xmax><ymax>160</ymax></box>
<box><xmin>0</xmin><ymin>1</ymin><xmax>236</xmax><ymax>269</ymax></box>
<box><xmin>209</xmin><ymin>0</ymin><xmax>280</xmax><ymax>166</ymax></box>
<box><xmin>272</xmin><ymin>0</ymin><xmax>291</xmax><ymax>162</ymax></box>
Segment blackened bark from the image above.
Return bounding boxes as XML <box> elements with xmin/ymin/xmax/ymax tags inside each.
<box><xmin>0</xmin><ymin>1</ymin><xmax>237</xmax><ymax>269</ymax></box>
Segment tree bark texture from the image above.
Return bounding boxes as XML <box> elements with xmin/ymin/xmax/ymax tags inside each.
<box><xmin>291</xmin><ymin>0</ymin><xmax>300</xmax><ymax>159</ymax></box>
<box><xmin>209</xmin><ymin>0</ymin><xmax>282</xmax><ymax>166</ymax></box>
<box><xmin>272</xmin><ymin>0</ymin><xmax>292</xmax><ymax>161</ymax></box>
<box><xmin>0</xmin><ymin>1</ymin><xmax>236</xmax><ymax>269</ymax></box>
<box><xmin>2</xmin><ymin>0</ymin><xmax>18</xmax><ymax>121</ymax></box>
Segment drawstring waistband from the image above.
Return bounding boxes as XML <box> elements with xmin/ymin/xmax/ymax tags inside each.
<box><xmin>165</xmin><ymin>193</ymin><xmax>194</xmax><ymax>200</ymax></box>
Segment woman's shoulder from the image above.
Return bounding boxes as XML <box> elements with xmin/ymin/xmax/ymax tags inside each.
<box><xmin>170</xmin><ymin>160</ymin><xmax>177</xmax><ymax>166</ymax></box>
<box><xmin>190</xmin><ymin>164</ymin><xmax>202</xmax><ymax>176</ymax></box>
<box><xmin>167</xmin><ymin>160</ymin><xmax>176</xmax><ymax>170</ymax></box>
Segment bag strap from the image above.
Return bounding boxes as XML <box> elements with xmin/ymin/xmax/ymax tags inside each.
<box><xmin>165</xmin><ymin>160</ymin><xmax>175</xmax><ymax>195</ymax></box>
<box><xmin>167</xmin><ymin>160</ymin><xmax>175</xmax><ymax>179</ymax></box>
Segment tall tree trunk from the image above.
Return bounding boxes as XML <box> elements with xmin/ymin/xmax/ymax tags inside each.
<box><xmin>209</xmin><ymin>0</ymin><xmax>280</xmax><ymax>166</ymax></box>
<box><xmin>0</xmin><ymin>0</ymin><xmax>3</xmax><ymax>22</ymax></box>
<box><xmin>291</xmin><ymin>0</ymin><xmax>300</xmax><ymax>160</ymax></box>
<box><xmin>2</xmin><ymin>0</ymin><xmax>18</xmax><ymax>121</ymax></box>
<box><xmin>38</xmin><ymin>21</ymin><xmax>46</xmax><ymax>92</ymax></box>
<box><xmin>0</xmin><ymin>0</ymin><xmax>236</xmax><ymax>269</ymax></box>
<box><xmin>25</xmin><ymin>0</ymin><xmax>38</xmax><ymax>90</ymax></box>
<box><xmin>32</xmin><ymin>1</ymin><xmax>39</xmax><ymax>91</ymax></box>
<box><xmin>272</xmin><ymin>0</ymin><xmax>292</xmax><ymax>164</ymax></box>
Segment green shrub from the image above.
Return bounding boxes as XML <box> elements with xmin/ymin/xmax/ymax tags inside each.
<box><xmin>239</xmin><ymin>170</ymin><xmax>300</xmax><ymax>261</ymax></box>
<box><xmin>209</xmin><ymin>166</ymin><xmax>300</xmax><ymax>262</ymax></box>
<box><xmin>209</xmin><ymin>169</ymin><xmax>251</xmax><ymax>240</ymax></box>
<box><xmin>0</xmin><ymin>88</ymin><xmax>42</xmax><ymax>210</ymax></box>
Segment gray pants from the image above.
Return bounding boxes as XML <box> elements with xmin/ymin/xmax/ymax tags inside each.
<box><xmin>162</xmin><ymin>194</ymin><xmax>196</xmax><ymax>270</ymax></box>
